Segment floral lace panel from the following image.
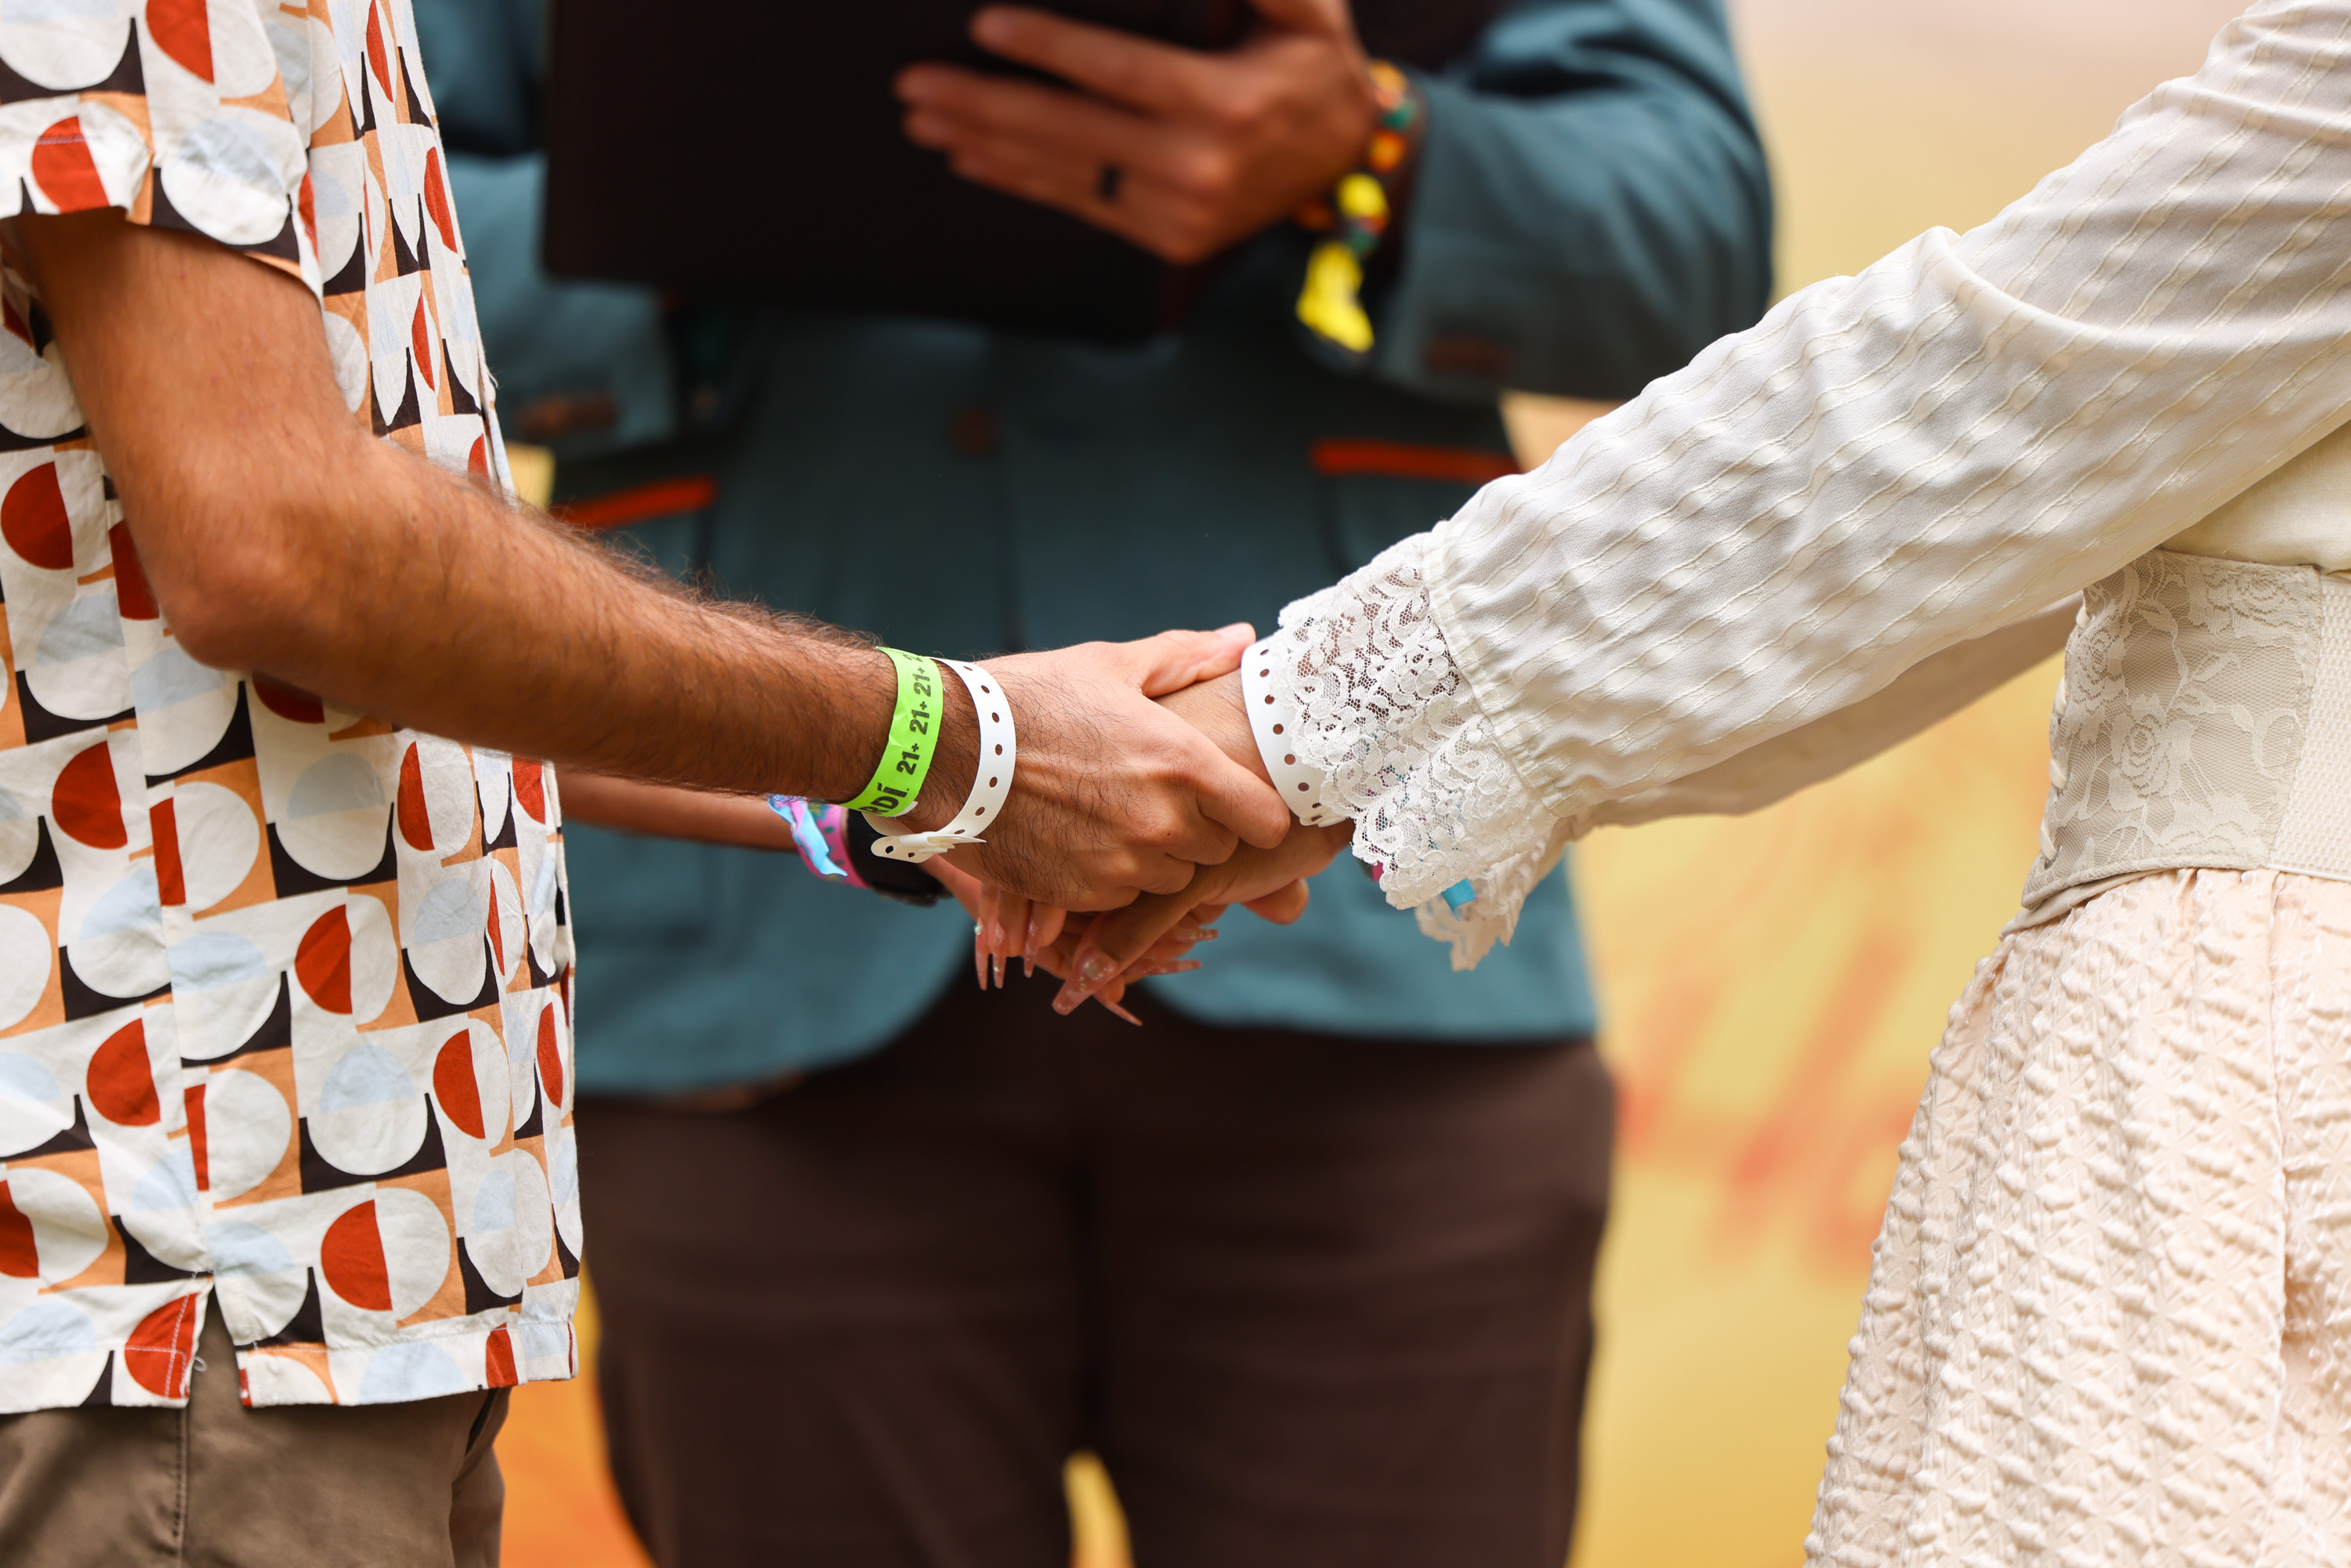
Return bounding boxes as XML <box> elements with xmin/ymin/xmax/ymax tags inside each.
<box><xmin>2021</xmin><ymin>549</ymin><xmax>2319</xmax><ymax>910</ymax></box>
<box><xmin>1264</xmin><ymin>535</ymin><xmax>1566</xmax><ymax>969</ymax></box>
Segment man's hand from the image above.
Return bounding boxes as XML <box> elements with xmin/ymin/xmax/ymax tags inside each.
<box><xmin>962</xmin><ymin>664</ymin><xmax>1350</xmax><ymax>1009</ymax></box>
<box><xmin>933</xmin><ymin>629</ymin><xmax>1290</xmax><ymax>909</ymax></box>
<box><xmin>897</xmin><ymin>0</ymin><xmax>1375</xmax><ymax>264</ymax></box>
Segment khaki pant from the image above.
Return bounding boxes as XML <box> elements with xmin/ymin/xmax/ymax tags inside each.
<box><xmin>0</xmin><ymin>1304</ymin><xmax>507</xmax><ymax>1567</ymax></box>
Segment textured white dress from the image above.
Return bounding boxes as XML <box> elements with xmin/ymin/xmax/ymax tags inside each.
<box><xmin>1252</xmin><ymin>0</ymin><xmax>2351</xmax><ymax>1556</ymax></box>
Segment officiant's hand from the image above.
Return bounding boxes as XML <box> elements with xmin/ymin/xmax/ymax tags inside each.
<box><xmin>896</xmin><ymin>0</ymin><xmax>1378</xmax><ymax>265</ymax></box>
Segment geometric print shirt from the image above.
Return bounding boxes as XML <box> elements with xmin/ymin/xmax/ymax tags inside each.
<box><xmin>0</xmin><ymin>0</ymin><xmax>576</xmax><ymax>1410</ymax></box>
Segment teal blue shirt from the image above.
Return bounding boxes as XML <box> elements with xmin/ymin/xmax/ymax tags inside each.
<box><xmin>417</xmin><ymin>0</ymin><xmax>1770</xmax><ymax>1095</ymax></box>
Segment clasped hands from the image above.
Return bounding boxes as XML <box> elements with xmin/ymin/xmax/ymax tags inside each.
<box><xmin>913</xmin><ymin>625</ymin><xmax>1349</xmax><ymax>1020</ymax></box>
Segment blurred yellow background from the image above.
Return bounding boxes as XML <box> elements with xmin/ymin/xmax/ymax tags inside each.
<box><xmin>492</xmin><ymin>2</ymin><xmax>2251</xmax><ymax>1563</ymax></box>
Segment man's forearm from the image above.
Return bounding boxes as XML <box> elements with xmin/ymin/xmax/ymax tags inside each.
<box><xmin>245</xmin><ymin>457</ymin><xmax>976</xmax><ymax>820</ymax></box>
<box><xmin>19</xmin><ymin>212</ymin><xmax>978</xmax><ymax>828</ymax></box>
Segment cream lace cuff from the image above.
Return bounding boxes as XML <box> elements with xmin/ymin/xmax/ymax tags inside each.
<box><xmin>1265</xmin><ymin>535</ymin><xmax>1570</xmax><ymax>969</ymax></box>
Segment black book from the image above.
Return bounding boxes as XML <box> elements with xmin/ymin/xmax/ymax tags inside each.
<box><xmin>542</xmin><ymin>1</ymin><xmax>1495</xmax><ymax>342</ymax></box>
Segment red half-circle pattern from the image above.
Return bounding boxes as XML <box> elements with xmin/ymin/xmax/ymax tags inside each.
<box><xmin>125</xmin><ymin>1292</ymin><xmax>201</xmax><ymax>1400</ymax></box>
<box><xmin>364</xmin><ymin>1</ymin><xmax>392</xmax><ymax>99</ymax></box>
<box><xmin>145</xmin><ymin>0</ymin><xmax>213</xmax><ymax>82</ymax></box>
<box><xmin>433</xmin><ymin>1030</ymin><xmax>485</xmax><ymax>1139</ymax></box>
<box><xmin>53</xmin><ymin>743</ymin><xmax>126</xmax><ymax>850</ymax></box>
<box><xmin>3</xmin><ymin>463</ymin><xmax>74</xmax><ymax>570</ymax></box>
<box><xmin>150</xmin><ymin>798</ymin><xmax>185</xmax><ymax>907</ymax></box>
<box><xmin>183</xmin><ymin>1083</ymin><xmax>208</xmax><ymax>1193</ymax></box>
<box><xmin>321</xmin><ymin>1200</ymin><xmax>391</xmax><ymax>1311</ymax></box>
<box><xmin>0</xmin><ymin>1182</ymin><xmax>34</xmax><ymax>1278</ymax></box>
<box><xmin>252</xmin><ymin>675</ymin><xmax>326</xmax><ymax>725</ymax></box>
<box><xmin>535</xmin><ymin>1004</ymin><xmax>563</xmax><ymax>1109</ymax></box>
<box><xmin>295</xmin><ymin>907</ymin><xmax>353</xmax><ymax>1014</ymax></box>
<box><xmin>423</xmin><ymin>149</ymin><xmax>455</xmax><ymax>250</ymax></box>
<box><xmin>87</xmin><ymin>1019</ymin><xmax>158</xmax><ymax>1127</ymax></box>
<box><xmin>110</xmin><ymin>523</ymin><xmax>158</xmax><ymax>619</ymax></box>
<box><xmin>484</xmin><ymin>1326</ymin><xmax>518</xmax><ymax>1387</ymax></box>
<box><xmin>511</xmin><ymin>759</ymin><xmax>545</xmax><ymax>823</ymax></box>
<box><xmin>396</xmin><ymin>744</ymin><xmax>432</xmax><ymax>851</ymax></box>
<box><xmin>29</xmin><ymin>118</ymin><xmax>107</xmax><ymax>212</ymax></box>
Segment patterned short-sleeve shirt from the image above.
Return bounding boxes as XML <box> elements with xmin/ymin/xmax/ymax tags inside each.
<box><xmin>0</xmin><ymin>0</ymin><xmax>578</xmax><ymax>1410</ymax></box>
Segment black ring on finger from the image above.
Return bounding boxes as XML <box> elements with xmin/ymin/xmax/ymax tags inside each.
<box><xmin>1097</xmin><ymin>163</ymin><xmax>1123</xmax><ymax>203</ymax></box>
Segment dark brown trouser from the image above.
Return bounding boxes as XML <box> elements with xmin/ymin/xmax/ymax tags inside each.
<box><xmin>578</xmin><ymin>976</ymin><xmax>1614</xmax><ymax>1568</ymax></box>
<box><xmin>0</xmin><ymin>1305</ymin><xmax>507</xmax><ymax>1568</ymax></box>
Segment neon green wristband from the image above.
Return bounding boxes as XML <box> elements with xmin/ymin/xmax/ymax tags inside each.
<box><xmin>839</xmin><ymin>648</ymin><xmax>941</xmax><ymax>817</ymax></box>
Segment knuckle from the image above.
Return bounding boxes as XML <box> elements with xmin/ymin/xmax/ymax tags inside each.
<box><xmin>1190</xmin><ymin>148</ymin><xmax>1240</xmax><ymax>197</ymax></box>
<box><xmin>1204</xmin><ymin>83</ymin><xmax>1257</xmax><ymax>130</ymax></box>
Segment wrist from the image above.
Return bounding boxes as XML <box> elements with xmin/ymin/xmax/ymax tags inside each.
<box><xmin>1241</xmin><ymin>640</ymin><xmax>1342</xmax><ymax>827</ymax></box>
<box><xmin>803</xmin><ymin>644</ymin><xmax>902</xmax><ymax>805</ymax></box>
<box><xmin>1154</xmin><ymin>670</ymin><xmax>1266</xmax><ymax>784</ymax></box>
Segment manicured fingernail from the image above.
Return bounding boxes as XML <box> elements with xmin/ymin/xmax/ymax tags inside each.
<box><xmin>993</xmin><ymin>954</ymin><xmax>1006</xmax><ymax>989</ymax></box>
<box><xmin>974</xmin><ymin>936</ymin><xmax>987</xmax><ymax>988</ymax></box>
<box><xmin>1099</xmin><ymin>996</ymin><xmax>1144</xmax><ymax>1026</ymax></box>
<box><xmin>1216</xmin><ymin>621</ymin><xmax>1253</xmax><ymax>639</ymax></box>
<box><xmin>1054</xmin><ymin>951</ymin><xmax>1115</xmax><ymax>1014</ymax></box>
<box><xmin>1144</xmin><ymin>960</ymin><xmax>1203</xmax><ymax>976</ymax></box>
<box><xmin>1023</xmin><ymin>915</ymin><xmax>1039</xmax><ymax>978</ymax></box>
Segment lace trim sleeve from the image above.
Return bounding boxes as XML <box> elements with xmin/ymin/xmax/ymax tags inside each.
<box><xmin>1264</xmin><ymin>534</ymin><xmax>1572</xmax><ymax>969</ymax></box>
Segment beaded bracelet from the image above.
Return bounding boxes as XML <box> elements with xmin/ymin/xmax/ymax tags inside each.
<box><xmin>1295</xmin><ymin>60</ymin><xmax>1422</xmax><ymax>359</ymax></box>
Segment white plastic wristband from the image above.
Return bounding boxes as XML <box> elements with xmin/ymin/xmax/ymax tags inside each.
<box><xmin>867</xmin><ymin>659</ymin><xmax>1016</xmax><ymax>863</ymax></box>
<box><xmin>1241</xmin><ymin>639</ymin><xmax>1343</xmax><ymax>827</ymax></box>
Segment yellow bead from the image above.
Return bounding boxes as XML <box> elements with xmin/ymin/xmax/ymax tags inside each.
<box><xmin>1337</xmin><ymin>172</ymin><xmax>1388</xmax><ymax>223</ymax></box>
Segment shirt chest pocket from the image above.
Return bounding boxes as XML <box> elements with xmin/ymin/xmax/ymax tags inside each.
<box><xmin>1312</xmin><ymin>442</ymin><xmax>1511</xmax><ymax>574</ymax></box>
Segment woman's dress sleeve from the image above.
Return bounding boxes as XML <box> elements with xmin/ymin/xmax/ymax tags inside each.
<box><xmin>1266</xmin><ymin>0</ymin><xmax>2351</xmax><ymax>964</ymax></box>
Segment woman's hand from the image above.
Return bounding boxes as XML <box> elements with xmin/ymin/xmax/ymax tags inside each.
<box><xmin>968</xmin><ymin>879</ymin><xmax>1073</xmax><ymax>989</ymax></box>
<box><xmin>1043</xmin><ymin>820</ymin><xmax>1353</xmax><ymax>1017</ymax></box>
<box><xmin>963</xmin><ymin>824</ymin><xmax>1347</xmax><ymax>1022</ymax></box>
